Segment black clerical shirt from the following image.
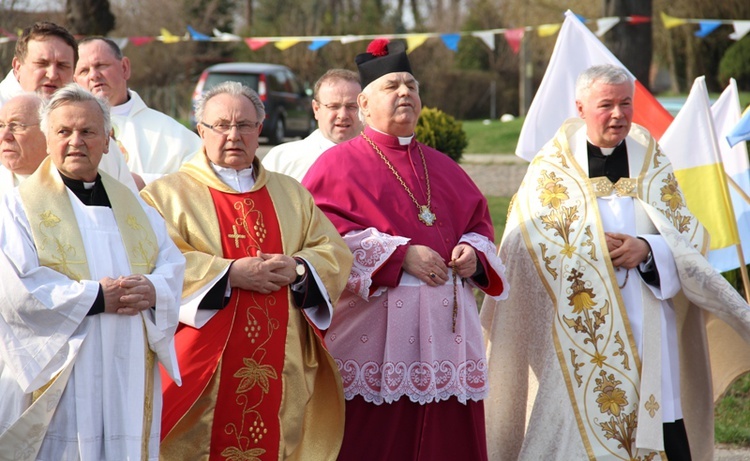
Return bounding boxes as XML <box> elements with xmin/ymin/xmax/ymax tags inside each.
<box><xmin>587</xmin><ymin>140</ymin><xmax>629</xmax><ymax>183</ymax></box>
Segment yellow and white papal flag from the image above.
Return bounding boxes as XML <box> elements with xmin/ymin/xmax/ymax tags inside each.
<box><xmin>708</xmin><ymin>79</ymin><xmax>750</xmax><ymax>271</ymax></box>
<box><xmin>660</xmin><ymin>77</ymin><xmax>740</xmax><ymax>250</ymax></box>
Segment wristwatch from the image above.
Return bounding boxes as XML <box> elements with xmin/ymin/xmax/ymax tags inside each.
<box><xmin>294</xmin><ymin>258</ymin><xmax>307</xmax><ymax>284</ymax></box>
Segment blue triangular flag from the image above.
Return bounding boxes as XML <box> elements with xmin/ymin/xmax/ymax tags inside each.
<box><xmin>188</xmin><ymin>25</ymin><xmax>211</xmax><ymax>41</ymax></box>
<box><xmin>440</xmin><ymin>33</ymin><xmax>461</xmax><ymax>51</ymax></box>
<box><xmin>694</xmin><ymin>20</ymin><xmax>722</xmax><ymax>38</ymax></box>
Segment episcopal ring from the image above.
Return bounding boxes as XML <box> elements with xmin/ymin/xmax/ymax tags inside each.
<box><xmin>430</xmin><ymin>272</ymin><xmax>436</xmax><ymax>279</ymax></box>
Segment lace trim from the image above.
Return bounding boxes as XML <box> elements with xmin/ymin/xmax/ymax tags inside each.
<box><xmin>336</xmin><ymin>358</ymin><xmax>488</xmax><ymax>405</ymax></box>
<box><xmin>344</xmin><ymin>228</ymin><xmax>409</xmax><ymax>300</ymax></box>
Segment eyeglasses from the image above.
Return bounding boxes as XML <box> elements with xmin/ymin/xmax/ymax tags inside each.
<box><xmin>0</xmin><ymin>122</ymin><xmax>39</xmax><ymax>134</ymax></box>
<box><xmin>200</xmin><ymin>121</ymin><xmax>260</xmax><ymax>134</ymax></box>
<box><xmin>318</xmin><ymin>102</ymin><xmax>359</xmax><ymax>113</ymax></box>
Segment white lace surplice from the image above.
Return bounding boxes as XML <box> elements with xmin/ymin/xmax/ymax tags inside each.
<box><xmin>326</xmin><ymin>228</ymin><xmax>507</xmax><ymax>405</ymax></box>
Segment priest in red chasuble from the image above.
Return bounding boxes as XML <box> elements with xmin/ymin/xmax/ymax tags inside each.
<box><xmin>302</xmin><ymin>40</ymin><xmax>508</xmax><ymax>461</ymax></box>
<box><xmin>141</xmin><ymin>81</ymin><xmax>352</xmax><ymax>460</ymax></box>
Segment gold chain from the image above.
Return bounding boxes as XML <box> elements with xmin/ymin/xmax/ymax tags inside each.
<box><xmin>361</xmin><ymin>131</ymin><xmax>435</xmax><ymax>225</ymax></box>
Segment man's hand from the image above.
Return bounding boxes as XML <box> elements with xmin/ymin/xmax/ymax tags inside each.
<box><xmin>606</xmin><ymin>232</ymin><xmax>651</xmax><ymax>270</ymax></box>
<box><xmin>229</xmin><ymin>251</ymin><xmax>296</xmax><ymax>294</ymax></box>
<box><xmin>403</xmin><ymin>245</ymin><xmax>448</xmax><ymax>286</ymax></box>
<box><xmin>449</xmin><ymin>244</ymin><xmax>477</xmax><ymax>278</ymax></box>
<box><xmin>100</xmin><ymin>275</ymin><xmax>156</xmax><ymax>316</ymax></box>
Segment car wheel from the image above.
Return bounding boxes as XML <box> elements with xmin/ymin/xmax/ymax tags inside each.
<box><xmin>269</xmin><ymin>117</ymin><xmax>285</xmax><ymax>145</ymax></box>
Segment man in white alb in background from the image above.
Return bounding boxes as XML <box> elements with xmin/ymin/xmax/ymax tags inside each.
<box><xmin>0</xmin><ymin>93</ymin><xmax>47</xmax><ymax>196</ymax></box>
<box><xmin>262</xmin><ymin>69</ymin><xmax>362</xmax><ymax>181</ymax></box>
<box><xmin>76</xmin><ymin>36</ymin><xmax>202</xmax><ymax>186</ymax></box>
<box><xmin>0</xmin><ymin>21</ymin><xmax>138</xmax><ymax>191</ymax></box>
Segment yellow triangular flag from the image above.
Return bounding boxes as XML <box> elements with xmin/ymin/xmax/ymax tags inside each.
<box><xmin>661</xmin><ymin>12</ymin><xmax>688</xmax><ymax>29</ymax></box>
<box><xmin>406</xmin><ymin>34</ymin><xmax>430</xmax><ymax>53</ymax></box>
<box><xmin>537</xmin><ymin>24</ymin><xmax>562</xmax><ymax>37</ymax></box>
<box><xmin>159</xmin><ymin>28</ymin><xmax>181</xmax><ymax>44</ymax></box>
<box><xmin>275</xmin><ymin>39</ymin><xmax>300</xmax><ymax>50</ymax></box>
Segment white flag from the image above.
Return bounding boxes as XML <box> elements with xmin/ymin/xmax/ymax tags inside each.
<box><xmin>515</xmin><ymin>10</ymin><xmax>672</xmax><ymax>161</ymax></box>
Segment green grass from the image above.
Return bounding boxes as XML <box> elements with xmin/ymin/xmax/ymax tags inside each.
<box><xmin>486</xmin><ymin>196</ymin><xmax>511</xmax><ymax>242</ymax></box>
<box><xmin>715</xmin><ymin>374</ymin><xmax>750</xmax><ymax>446</ymax></box>
<box><xmin>484</xmin><ymin>195</ymin><xmax>750</xmax><ymax>447</ymax></box>
<box><xmin>463</xmin><ymin>118</ymin><xmax>524</xmax><ymax>155</ymax></box>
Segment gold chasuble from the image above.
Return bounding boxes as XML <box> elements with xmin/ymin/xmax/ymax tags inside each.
<box><xmin>481</xmin><ymin>120</ymin><xmax>750</xmax><ymax>461</ymax></box>
<box><xmin>0</xmin><ymin>157</ymin><xmax>159</xmax><ymax>460</ymax></box>
<box><xmin>141</xmin><ymin>152</ymin><xmax>349</xmax><ymax>461</ymax></box>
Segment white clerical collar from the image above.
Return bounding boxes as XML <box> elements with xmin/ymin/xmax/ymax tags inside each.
<box><xmin>83</xmin><ymin>180</ymin><xmax>96</xmax><ymax>190</ymax></box>
<box><xmin>111</xmin><ymin>90</ymin><xmax>135</xmax><ymax>117</ymax></box>
<box><xmin>369</xmin><ymin>126</ymin><xmax>414</xmax><ymax>145</ymax></box>
<box><xmin>210</xmin><ymin>162</ymin><xmax>256</xmax><ymax>192</ymax></box>
<box><xmin>12</xmin><ymin>172</ymin><xmax>30</xmax><ymax>187</ymax></box>
<box><xmin>587</xmin><ymin>138</ymin><xmax>623</xmax><ymax>157</ymax></box>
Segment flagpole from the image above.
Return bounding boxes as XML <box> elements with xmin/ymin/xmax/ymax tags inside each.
<box><xmin>727</xmin><ymin>175</ymin><xmax>750</xmax><ymax>206</ymax></box>
<box><xmin>735</xmin><ymin>244</ymin><xmax>750</xmax><ymax>303</ymax></box>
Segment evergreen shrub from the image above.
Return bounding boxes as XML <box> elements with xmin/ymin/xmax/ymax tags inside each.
<box><xmin>719</xmin><ymin>36</ymin><xmax>750</xmax><ymax>90</ymax></box>
<box><xmin>415</xmin><ymin>107</ymin><xmax>468</xmax><ymax>163</ymax></box>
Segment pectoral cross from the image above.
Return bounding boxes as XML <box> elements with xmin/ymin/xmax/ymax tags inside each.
<box><xmin>228</xmin><ymin>225</ymin><xmax>246</xmax><ymax>248</ymax></box>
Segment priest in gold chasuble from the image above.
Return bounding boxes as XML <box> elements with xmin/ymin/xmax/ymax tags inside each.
<box><xmin>141</xmin><ymin>82</ymin><xmax>352</xmax><ymax>461</ymax></box>
<box><xmin>481</xmin><ymin>65</ymin><xmax>750</xmax><ymax>461</ymax></box>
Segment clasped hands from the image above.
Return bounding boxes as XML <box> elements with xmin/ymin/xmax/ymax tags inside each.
<box><xmin>228</xmin><ymin>251</ymin><xmax>297</xmax><ymax>294</ymax></box>
<box><xmin>100</xmin><ymin>274</ymin><xmax>156</xmax><ymax>316</ymax></box>
<box><xmin>605</xmin><ymin>232</ymin><xmax>651</xmax><ymax>270</ymax></box>
<box><xmin>403</xmin><ymin>243</ymin><xmax>477</xmax><ymax>287</ymax></box>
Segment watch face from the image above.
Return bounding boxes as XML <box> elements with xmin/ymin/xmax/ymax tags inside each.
<box><xmin>296</xmin><ymin>262</ymin><xmax>305</xmax><ymax>276</ymax></box>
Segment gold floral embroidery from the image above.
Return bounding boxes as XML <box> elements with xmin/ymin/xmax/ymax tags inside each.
<box><xmin>221</xmin><ymin>195</ymin><xmax>280</xmax><ymax>460</ymax></box>
<box><xmin>40</xmin><ymin>210</ymin><xmax>60</xmax><ymax>228</ymax></box>
<box><xmin>595</xmin><ymin>370</ymin><xmax>640</xmax><ymax>458</ymax></box>
<box><xmin>569</xmin><ymin>349</ymin><xmax>584</xmax><ymax>387</ymax></box>
<box><xmin>582</xmin><ymin>226</ymin><xmax>598</xmax><ymax>261</ymax></box>
<box><xmin>539</xmin><ymin>176</ymin><xmax>569</xmax><ymax>208</ymax></box>
<box><xmin>125</xmin><ymin>214</ymin><xmax>157</xmax><ymax>273</ymax></box>
<box><xmin>233</xmin><ymin>199</ymin><xmax>266</xmax><ymax>253</ymax></box>
<box><xmin>612</xmin><ymin>331</ymin><xmax>631</xmax><ymax>371</ymax></box>
<box><xmin>36</xmin><ymin>210</ymin><xmax>85</xmax><ymax>280</ymax></box>
<box><xmin>562</xmin><ymin>269</ymin><xmax>609</xmax><ymax>370</ymax></box>
<box><xmin>234</xmin><ymin>358</ymin><xmax>278</xmax><ymax>394</ymax></box>
<box><xmin>537</xmin><ymin>170</ymin><xmax>579</xmax><ymax>258</ymax></box>
<box><xmin>595</xmin><ymin>371</ymin><xmax>628</xmax><ymax>416</ymax></box>
<box><xmin>539</xmin><ymin>243</ymin><xmax>558</xmax><ymax>279</ymax></box>
<box><xmin>659</xmin><ymin>173</ymin><xmax>692</xmax><ymax>234</ymax></box>
<box><xmin>126</xmin><ymin>214</ymin><xmax>144</xmax><ymax>231</ymax></box>
<box><xmin>567</xmin><ymin>269</ymin><xmax>597</xmax><ymax>314</ymax></box>
<box><xmin>220</xmin><ymin>447</ymin><xmax>265</xmax><ymax>461</ymax></box>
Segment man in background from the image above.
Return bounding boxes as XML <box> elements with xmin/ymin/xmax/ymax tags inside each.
<box><xmin>262</xmin><ymin>69</ymin><xmax>361</xmax><ymax>181</ymax></box>
<box><xmin>0</xmin><ymin>21</ymin><xmax>75</xmax><ymax>105</ymax></box>
<box><xmin>0</xmin><ymin>21</ymin><xmax>138</xmax><ymax>191</ymax></box>
<box><xmin>0</xmin><ymin>93</ymin><xmax>46</xmax><ymax>195</ymax></box>
<box><xmin>76</xmin><ymin>37</ymin><xmax>201</xmax><ymax>184</ymax></box>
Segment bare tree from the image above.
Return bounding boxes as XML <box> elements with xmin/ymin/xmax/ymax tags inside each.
<box><xmin>66</xmin><ymin>0</ymin><xmax>115</xmax><ymax>35</ymax></box>
<box><xmin>603</xmin><ymin>0</ymin><xmax>652</xmax><ymax>89</ymax></box>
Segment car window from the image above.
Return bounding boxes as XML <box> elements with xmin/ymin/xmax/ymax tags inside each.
<box><xmin>204</xmin><ymin>72</ymin><xmax>260</xmax><ymax>92</ymax></box>
<box><xmin>285</xmin><ymin>70</ymin><xmax>302</xmax><ymax>94</ymax></box>
<box><xmin>269</xmin><ymin>71</ymin><xmax>288</xmax><ymax>92</ymax></box>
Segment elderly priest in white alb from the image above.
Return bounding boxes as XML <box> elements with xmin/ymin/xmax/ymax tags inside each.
<box><xmin>0</xmin><ymin>85</ymin><xmax>185</xmax><ymax>460</ymax></box>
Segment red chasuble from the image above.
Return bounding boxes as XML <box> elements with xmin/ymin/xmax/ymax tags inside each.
<box><xmin>161</xmin><ymin>187</ymin><xmax>287</xmax><ymax>460</ymax></box>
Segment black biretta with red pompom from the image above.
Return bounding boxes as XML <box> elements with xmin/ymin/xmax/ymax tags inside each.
<box><xmin>355</xmin><ymin>39</ymin><xmax>413</xmax><ymax>89</ymax></box>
